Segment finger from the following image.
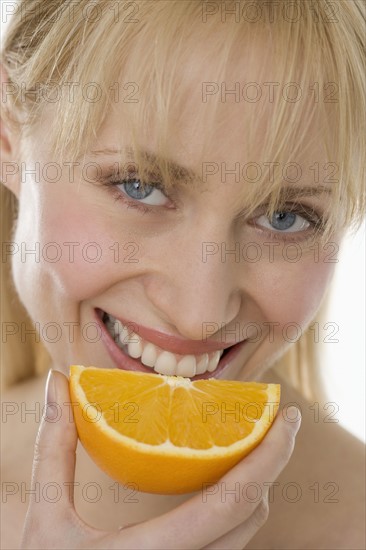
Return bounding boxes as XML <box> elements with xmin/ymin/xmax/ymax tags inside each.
<box><xmin>126</xmin><ymin>407</ymin><xmax>301</xmax><ymax>549</ymax></box>
<box><xmin>28</xmin><ymin>369</ymin><xmax>78</xmax><ymax>517</ymax></box>
<box><xmin>203</xmin><ymin>498</ymin><xmax>269</xmax><ymax>550</ymax></box>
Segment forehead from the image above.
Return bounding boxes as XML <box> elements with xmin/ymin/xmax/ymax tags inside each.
<box><xmin>28</xmin><ymin>19</ymin><xmax>330</xmax><ymax>199</ymax></box>
<box><xmin>90</xmin><ymin>31</ymin><xmax>329</xmax><ymax>188</ymax></box>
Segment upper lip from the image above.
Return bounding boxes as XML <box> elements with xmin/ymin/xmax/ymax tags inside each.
<box><xmin>97</xmin><ymin>308</ymin><xmax>240</xmax><ymax>355</ymax></box>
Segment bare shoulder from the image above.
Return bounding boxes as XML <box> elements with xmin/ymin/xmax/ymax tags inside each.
<box><xmin>1</xmin><ymin>374</ymin><xmax>47</xmax><ymax>549</ymax></box>
<box><xmin>248</xmin><ymin>370</ymin><xmax>365</xmax><ymax>549</ymax></box>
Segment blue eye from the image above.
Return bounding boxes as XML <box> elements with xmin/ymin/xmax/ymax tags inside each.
<box><xmin>118</xmin><ymin>178</ymin><xmax>167</xmax><ymax>206</ymax></box>
<box><xmin>256</xmin><ymin>211</ymin><xmax>310</xmax><ymax>233</ymax></box>
<box><xmin>270</xmin><ymin>212</ymin><xmax>297</xmax><ymax>230</ymax></box>
<box><xmin>123</xmin><ymin>179</ymin><xmax>154</xmax><ymax>200</ymax></box>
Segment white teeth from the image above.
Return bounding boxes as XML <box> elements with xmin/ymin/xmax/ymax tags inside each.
<box><xmin>104</xmin><ymin>313</ymin><xmax>227</xmax><ymax>378</ymax></box>
<box><xmin>154</xmin><ymin>351</ymin><xmax>177</xmax><ymax>375</ymax></box>
<box><xmin>127</xmin><ymin>334</ymin><xmax>143</xmax><ymax>358</ymax></box>
<box><xmin>141</xmin><ymin>343</ymin><xmax>158</xmax><ymax>367</ymax></box>
<box><xmin>207</xmin><ymin>351</ymin><xmax>221</xmax><ymax>372</ymax></box>
<box><xmin>176</xmin><ymin>355</ymin><xmax>196</xmax><ymax>377</ymax></box>
<box><xmin>196</xmin><ymin>353</ymin><xmax>209</xmax><ymax>375</ymax></box>
<box><xmin>119</xmin><ymin>325</ymin><xmax>131</xmax><ymax>345</ymax></box>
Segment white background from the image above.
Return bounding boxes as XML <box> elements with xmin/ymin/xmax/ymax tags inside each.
<box><xmin>321</xmin><ymin>223</ymin><xmax>365</xmax><ymax>442</ymax></box>
<box><xmin>1</xmin><ymin>0</ymin><xmax>365</xmax><ymax>441</ymax></box>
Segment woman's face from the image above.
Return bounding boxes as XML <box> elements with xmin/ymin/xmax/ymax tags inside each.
<box><xmin>6</xmin><ymin>46</ymin><xmax>340</xmax><ymax>382</ymax></box>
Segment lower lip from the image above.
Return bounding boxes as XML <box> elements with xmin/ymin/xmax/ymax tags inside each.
<box><xmin>94</xmin><ymin>309</ymin><xmax>247</xmax><ymax>380</ymax></box>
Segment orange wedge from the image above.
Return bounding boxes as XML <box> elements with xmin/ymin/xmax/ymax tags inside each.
<box><xmin>69</xmin><ymin>365</ymin><xmax>280</xmax><ymax>494</ymax></box>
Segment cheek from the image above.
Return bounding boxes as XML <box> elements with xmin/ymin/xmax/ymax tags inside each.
<box><xmin>40</xmin><ymin>198</ymin><xmax>142</xmax><ymax>301</ymax></box>
<box><xmin>256</xmin><ymin>254</ymin><xmax>336</xmax><ymax>330</ymax></box>
<box><xmin>12</xmin><ymin>181</ymin><xmax>141</xmax><ymax>304</ymax></box>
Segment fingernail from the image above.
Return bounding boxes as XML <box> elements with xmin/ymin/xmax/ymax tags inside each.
<box><xmin>43</xmin><ymin>370</ymin><xmax>59</xmax><ymax>422</ymax></box>
<box><xmin>285</xmin><ymin>406</ymin><xmax>302</xmax><ymax>435</ymax></box>
<box><xmin>45</xmin><ymin>369</ymin><xmax>56</xmax><ymax>405</ymax></box>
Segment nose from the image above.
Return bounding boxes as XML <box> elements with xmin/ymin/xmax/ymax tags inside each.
<box><xmin>145</xmin><ymin>230</ymin><xmax>244</xmax><ymax>341</ymax></box>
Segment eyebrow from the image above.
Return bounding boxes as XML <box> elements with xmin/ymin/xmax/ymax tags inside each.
<box><xmin>89</xmin><ymin>147</ymin><xmax>197</xmax><ymax>183</ymax></box>
<box><xmin>88</xmin><ymin>148</ymin><xmax>332</xmax><ymax>197</ymax></box>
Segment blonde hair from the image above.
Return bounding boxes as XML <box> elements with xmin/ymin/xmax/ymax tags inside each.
<box><xmin>1</xmin><ymin>0</ymin><xmax>365</xmax><ymax>398</ymax></box>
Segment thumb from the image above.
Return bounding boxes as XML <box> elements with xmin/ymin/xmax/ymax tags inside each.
<box><xmin>30</xmin><ymin>369</ymin><xmax>78</xmax><ymax>515</ymax></box>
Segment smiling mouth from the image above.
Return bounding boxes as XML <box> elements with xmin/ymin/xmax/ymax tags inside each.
<box><xmin>96</xmin><ymin>309</ymin><xmax>246</xmax><ymax>380</ymax></box>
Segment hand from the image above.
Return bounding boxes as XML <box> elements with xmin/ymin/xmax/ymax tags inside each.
<box><xmin>20</xmin><ymin>370</ymin><xmax>301</xmax><ymax>549</ymax></box>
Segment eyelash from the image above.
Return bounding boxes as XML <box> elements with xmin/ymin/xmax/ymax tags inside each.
<box><xmin>99</xmin><ymin>174</ymin><xmax>325</xmax><ymax>239</ymax></box>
